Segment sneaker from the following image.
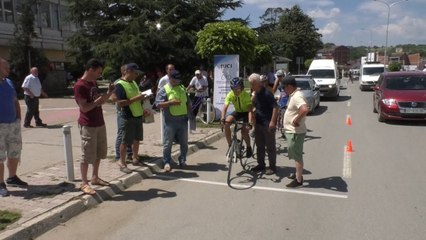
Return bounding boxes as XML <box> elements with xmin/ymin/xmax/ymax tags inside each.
<box><xmin>36</xmin><ymin>123</ymin><xmax>47</xmax><ymax>127</ymax></box>
<box><xmin>179</xmin><ymin>161</ymin><xmax>187</xmax><ymax>168</ymax></box>
<box><xmin>246</xmin><ymin>146</ymin><xmax>253</xmax><ymax>158</ymax></box>
<box><xmin>0</xmin><ymin>183</ymin><xmax>9</xmax><ymax>197</ymax></box>
<box><xmin>164</xmin><ymin>163</ymin><xmax>171</xmax><ymax>172</ymax></box>
<box><xmin>251</xmin><ymin>165</ymin><xmax>265</xmax><ymax>172</ymax></box>
<box><xmin>286</xmin><ymin>177</ymin><xmax>303</xmax><ymax>188</ymax></box>
<box><xmin>287</xmin><ymin>173</ymin><xmax>296</xmax><ymax>180</ymax></box>
<box><xmin>6</xmin><ymin>175</ymin><xmax>28</xmax><ymax>187</ymax></box>
<box><xmin>265</xmin><ymin>168</ymin><xmax>276</xmax><ymax>175</ymax></box>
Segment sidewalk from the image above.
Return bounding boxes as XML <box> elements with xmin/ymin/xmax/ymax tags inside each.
<box><xmin>0</xmin><ymin>99</ymin><xmax>223</xmax><ymax>240</ymax></box>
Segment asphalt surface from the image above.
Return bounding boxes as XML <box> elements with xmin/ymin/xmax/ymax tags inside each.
<box><xmin>0</xmin><ymin>97</ymin><xmax>223</xmax><ymax>240</ymax></box>
<box><xmin>37</xmin><ymin>81</ymin><xmax>426</xmax><ymax>240</ymax></box>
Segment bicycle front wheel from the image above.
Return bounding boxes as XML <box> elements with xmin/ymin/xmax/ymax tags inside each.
<box><xmin>226</xmin><ymin>141</ymin><xmax>238</xmax><ymax>185</ymax></box>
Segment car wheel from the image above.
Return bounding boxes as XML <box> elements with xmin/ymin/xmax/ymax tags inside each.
<box><xmin>316</xmin><ymin>100</ymin><xmax>320</xmax><ymax>109</ymax></box>
<box><xmin>377</xmin><ymin>106</ymin><xmax>385</xmax><ymax>122</ymax></box>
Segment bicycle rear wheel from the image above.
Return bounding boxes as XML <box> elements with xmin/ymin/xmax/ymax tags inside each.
<box><xmin>197</xmin><ymin>99</ymin><xmax>215</xmax><ymax>124</ymax></box>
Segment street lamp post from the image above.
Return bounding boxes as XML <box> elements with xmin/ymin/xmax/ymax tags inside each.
<box><xmin>373</xmin><ymin>0</ymin><xmax>408</xmax><ymax>71</ymax></box>
<box><xmin>361</xmin><ymin>28</ymin><xmax>373</xmax><ymax>54</ymax></box>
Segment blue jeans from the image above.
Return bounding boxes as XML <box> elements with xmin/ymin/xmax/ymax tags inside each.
<box><xmin>163</xmin><ymin>119</ymin><xmax>188</xmax><ymax>164</ymax></box>
<box><xmin>115</xmin><ymin>112</ymin><xmax>132</xmax><ymax>160</ymax></box>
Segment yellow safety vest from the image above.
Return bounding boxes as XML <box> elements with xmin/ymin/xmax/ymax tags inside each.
<box><xmin>164</xmin><ymin>84</ymin><xmax>188</xmax><ymax>116</ymax></box>
<box><xmin>117</xmin><ymin>79</ymin><xmax>143</xmax><ymax>117</ymax></box>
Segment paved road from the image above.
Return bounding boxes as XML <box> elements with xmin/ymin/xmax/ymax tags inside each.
<box><xmin>38</xmin><ymin>82</ymin><xmax>426</xmax><ymax>240</ymax></box>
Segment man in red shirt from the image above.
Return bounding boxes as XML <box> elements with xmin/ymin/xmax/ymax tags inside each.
<box><xmin>73</xmin><ymin>59</ymin><xmax>114</xmax><ymax>195</ymax></box>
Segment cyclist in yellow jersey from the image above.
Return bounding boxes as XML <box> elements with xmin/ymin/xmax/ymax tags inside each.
<box><xmin>221</xmin><ymin>77</ymin><xmax>253</xmax><ymax>158</ymax></box>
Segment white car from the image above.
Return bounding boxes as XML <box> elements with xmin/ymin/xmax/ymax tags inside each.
<box><xmin>293</xmin><ymin>75</ymin><xmax>321</xmax><ymax>113</ymax></box>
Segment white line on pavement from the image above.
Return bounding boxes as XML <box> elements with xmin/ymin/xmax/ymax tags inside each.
<box><xmin>153</xmin><ymin>174</ymin><xmax>348</xmax><ymax>199</ymax></box>
<box><xmin>20</xmin><ymin>105</ymin><xmax>79</xmax><ymax>111</ymax></box>
<box><xmin>343</xmin><ymin>146</ymin><xmax>352</xmax><ymax>179</ymax></box>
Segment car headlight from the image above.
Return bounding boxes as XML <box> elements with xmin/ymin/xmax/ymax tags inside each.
<box><xmin>328</xmin><ymin>84</ymin><xmax>336</xmax><ymax>88</ymax></box>
<box><xmin>381</xmin><ymin>98</ymin><xmax>397</xmax><ymax>106</ymax></box>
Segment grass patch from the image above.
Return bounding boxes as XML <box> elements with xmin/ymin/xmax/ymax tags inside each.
<box><xmin>0</xmin><ymin>210</ymin><xmax>21</xmax><ymax>231</ymax></box>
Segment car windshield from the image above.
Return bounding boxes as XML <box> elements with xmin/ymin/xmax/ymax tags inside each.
<box><xmin>296</xmin><ymin>81</ymin><xmax>311</xmax><ymax>90</ymax></box>
<box><xmin>308</xmin><ymin>70</ymin><xmax>335</xmax><ymax>78</ymax></box>
<box><xmin>385</xmin><ymin>76</ymin><xmax>426</xmax><ymax>90</ymax></box>
<box><xmin>363</xmin><ymin>67</ymin><xmax>384</xmax><ymax>75</ymax></box>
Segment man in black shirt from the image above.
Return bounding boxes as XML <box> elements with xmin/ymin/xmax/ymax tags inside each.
<box><xmin>249</xmin><ymin>73</ymin><xmax>279</xmax><ymax>175</ymax></box>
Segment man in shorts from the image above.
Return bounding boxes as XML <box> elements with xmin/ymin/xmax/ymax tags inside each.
<box><xmin>282</xmin><ymin>75</ymin><xmax>309</xmax><ymax>188</ymax></box>
<box><xmin>115</xmin><ymin>63</ymin><xmax>148</xmax><ymax>173</ymax></box>
<box><xmin>221</xmin><ymin>77</ymin><xmax>253</xmax><ymax>158</ymax></box>
<box><xmin>0</xmin><ymin>58</ymin><xmax>27</xmax><ymax>197</ymax></box>
<box><xmin>74</xmin><ymin>59</ymin><xmax>115</xmax><ymax>195</ymax></box>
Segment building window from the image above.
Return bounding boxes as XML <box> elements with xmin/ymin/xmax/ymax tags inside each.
<box><xmin>40</xmin><ymin>1</ymin><xmax>50</xmax><ymax>28</ymax></box>
<box><xmin>3</xmin><ymin>0</ymin><xmax>14</xmax><ymax>23</ymax></box>
<box><xmin>51</xmin><ymin>3</ymin><xmax>59</xmax><ymax>30</ymax></box>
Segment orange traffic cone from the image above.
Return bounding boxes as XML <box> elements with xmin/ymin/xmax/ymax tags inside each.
<box><xmin>346</xmin><ymin>115</ymin><xmax>352</xmax><ymax>126</ymax></box>
<box><xmin>346</xmin><ymin>140</ymin><xmax>353</xmax><ymax>152</ymax></box>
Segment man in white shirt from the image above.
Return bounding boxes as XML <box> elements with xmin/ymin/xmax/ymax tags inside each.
<box><xmin>186</xmin><ymin>69</ymin><xmax>208</xmax><ymax>117</ymax></box>
<box><xmin>157</xmin><ymin>64</ymin><xmax>175</xmax><ymax>92</ymax></box>
<box><xmin>21</xmin><ymin>67</ymin><xmax>48</xmax><ymax>128</ymax></box>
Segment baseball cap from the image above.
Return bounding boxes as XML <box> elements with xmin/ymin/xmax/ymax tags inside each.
<box><xmin>195</xmin><ymin>70</ymin><xmax>201</xmax><ymax>75</ymax></box>
<box><xmin>276</xmin><ymin>70</ymin><xmax>284</xmax><ymax>77</ymax></box>
<box><xmin>125</xmin><ymin>63</ymin><xmax>143</xmax><ymax>75</ymax></box>
<box><xmin>281</xmin><ymin>75</ymin><xmax>296</xmax><ymax>86</ymax></box>
<box><xmin>171</xmin><ymin>70</ymin><xmax>181</xmax><ymax>81</ymax></box>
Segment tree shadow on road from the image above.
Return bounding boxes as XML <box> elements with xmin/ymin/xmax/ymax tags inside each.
<box><xmin>111</xmin><ymin>188</ymin><xmax>177</xmax><ymax>202</ymax></box>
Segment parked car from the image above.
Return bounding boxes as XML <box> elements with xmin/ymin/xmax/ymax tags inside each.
<box><xmin>373</xmin><ymin>71</ymin><xmax>426</xmax><ymax>122</ymax></box>
<box><xmin>293</xmin><ymin>75</ymin><xmax>321</xmax><ymax>113</ymax></box>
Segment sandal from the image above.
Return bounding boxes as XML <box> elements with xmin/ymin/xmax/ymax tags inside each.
<box><xmin>120</xmin><ymin>165</ymin><xmax>132</xmax><ymax>174</ymax></box>
<box><xmin>91</xmin><ymin>178</ymin><xmax>110</xmax><ymax>186</ymax></box>
<box><xmin>132</xmin><ymin>160</ymin><xmax>143</xmax><ymax>166</ymax></box>
<box><xmin>80</xmin><ymin>184</ymin><xmax>96</xmax><ymax>195</ymax></box>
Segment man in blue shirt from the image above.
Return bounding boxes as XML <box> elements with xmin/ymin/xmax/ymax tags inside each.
<box><xmin>249</xmin><ymin>73</ymin><xmax>279</xmax><ymax>175</ymax></box>
<box><xmin>0</xmin><ymin>58</ymin><xmax>28</xmax><ymax>197</ymax></box>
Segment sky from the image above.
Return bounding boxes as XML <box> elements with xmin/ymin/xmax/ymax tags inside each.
<box><xmin>222</xmin><ymin>0</ymin><xmax>426</xmax><ymax>47</ymax></box>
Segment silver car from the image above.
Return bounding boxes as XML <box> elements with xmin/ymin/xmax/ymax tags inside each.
<box><xmin>293</xmin><ymin>75</ymin><xmax>321</xmax><ymax>113</ymax></box>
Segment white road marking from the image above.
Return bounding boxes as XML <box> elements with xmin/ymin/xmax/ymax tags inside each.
<box><xmin>20</xmin><ymin>105</ymin><xmax>79</xmax><ymax>111</ymax></box>
<box><xmin>343</xmin><ymin>146</ymin><xmax>352</xmax><ymax>179</ymax></box>
<box><xmin>347</xmin><ymin>101</ymin><xmax>351</xmax><ymax>107</ymax></box>
<box><xmin>153</xmin><ymin>174</ymin><xmax>348</xmax><ymax>199</ymax></box>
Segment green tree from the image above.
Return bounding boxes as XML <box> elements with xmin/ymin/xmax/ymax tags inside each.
<box><xmin>251</xmin><ymin>44</ymin><xmax>273</xmax><ymax>71</ymax></box>
<box><xmin>66</xmin><ymin>0</ymin><xmax>242</xmax><ymax>76</ymax></box>
<box><xmin>388</xmin><ymin>62</ymin><xmax>401</xmax><ymax>72</ymax></box>
<box><xmin>195</xmin><ymin>21</ymin><xmax>258</xmax><ymax>66</ymax></box>
<box><xmin>258</xmin><ymin>5</ymin><xmax>322</xmax><ymax>72</ymax></box>
<box><xmin>8</xmin><ymin>0</ymin><xmax>49</xmax><ymax>89</ymax></box>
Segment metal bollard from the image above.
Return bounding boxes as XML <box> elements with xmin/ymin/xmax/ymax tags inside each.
<box><xmin>160</xmin><ymin>109</ymin><xmax>164</xmax><ymax>143</ymax></box>
<box><xmin>62</xmin><ymin>125</ymin><xmax>74</xmax><ymax>181</ymax></box>
<box><xmin>206</xmin><ymin>98</ymin><xmax>211</xmax><ymax>124</ymax></box>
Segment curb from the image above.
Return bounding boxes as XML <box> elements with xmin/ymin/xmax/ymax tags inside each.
<box><xmin>0</xmin><ymin>130</ymin><xmax>224</xmax><ymax>240</ymax></box>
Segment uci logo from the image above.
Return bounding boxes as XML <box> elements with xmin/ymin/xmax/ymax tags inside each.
<box><xmin>220</xmin><ymin>64</ymin><xmax>233</xmax><ymax>69</ymax></box>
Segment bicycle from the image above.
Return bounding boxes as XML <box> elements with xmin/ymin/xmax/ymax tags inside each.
<box><xmin>222</xmin><ymin>120</ymin><xmax>251</xmax><ymax>185</ymax></box>
<box><xmin>188</xmin><ymin>92</ymin><xmax>216</xmax><ymax>124</ymax></box>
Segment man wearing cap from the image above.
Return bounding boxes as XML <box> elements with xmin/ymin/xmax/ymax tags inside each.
<box><xmin>282</xmin><ymin>75</ymin><xmax>309</xmax><ymax>188</ymax></box>
<box><xmin>74</xmin><ymin>59</ymin><xmax>114</xmax><ymax>195</ymax></box>
<box><xmin>115</xmin><ymin>63</ymin><xmax>148</xmax><ymax>174</ymax></box>
<box><xmin>155</xmin><ymin>70</ymin><xmax>190</xmax><ymax>172</ymax></box>
<box><xmin>186</xmin><ymin>69</ymin><xmax>208</xmax><ymax>118</ymax></box>
<box><xmin>272</xmin><ymin>69</ymin><xmax>286</xmax><ymax>94</ymax></box>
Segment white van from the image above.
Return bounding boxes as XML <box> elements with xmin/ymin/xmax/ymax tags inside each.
<box><xmin>359</xmin><ymin>63</ymin><xmax>385</xmax><ymax>91</ymax></box>
<box><xmin>307</xmin><ymin>59</ymin><xmax>340</xmax><ymax>99</ymax></box>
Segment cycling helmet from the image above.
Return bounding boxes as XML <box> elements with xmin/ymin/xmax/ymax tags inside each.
<box><xmin>230</xmin><ymin>77</ymin><xmax>244</xmax><ymax>89</ymax></box>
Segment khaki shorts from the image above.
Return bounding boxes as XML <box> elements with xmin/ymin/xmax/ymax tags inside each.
<box><xmin>79</xmin><ymin>125</ymin><xmax>107</xmax><ymax>164</ymax></box>
<box><xmin>0</xmin><ymin>121</ymin><xmax>22</xmax><ymax>162</ymax></box>
<box><xmin>285</xmin><ymin>132</ymin><xmax>306</xmax><ymax>163</ymax></box>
